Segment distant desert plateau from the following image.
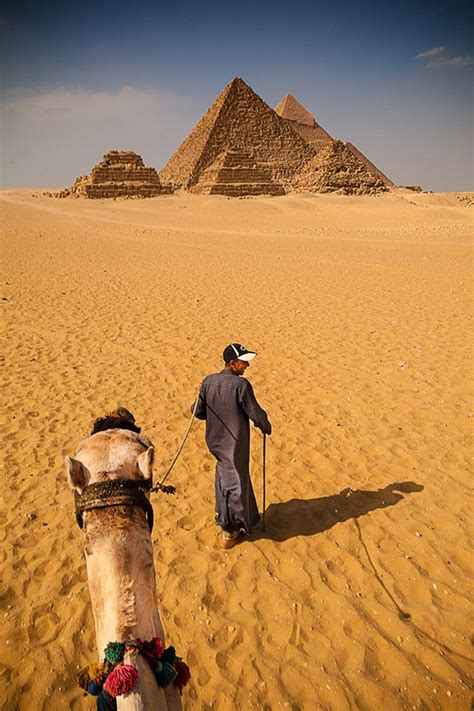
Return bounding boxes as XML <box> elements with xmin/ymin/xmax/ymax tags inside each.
<box><xmin>1</xmin><ymin>189</ymin><xmax>473</xmax><ymax>710</ymax></box>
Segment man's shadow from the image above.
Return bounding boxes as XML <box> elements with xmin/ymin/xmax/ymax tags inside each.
<box><xmin>251</xmin><ymin>481</ymin><xmax>424</xmax><ymax>542</ymax></box>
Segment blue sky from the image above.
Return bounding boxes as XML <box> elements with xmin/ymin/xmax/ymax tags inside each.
<box><xmin>1</xmin><ymin>0</ymin><xmax>472</xmax><ymax>190</ymax></box>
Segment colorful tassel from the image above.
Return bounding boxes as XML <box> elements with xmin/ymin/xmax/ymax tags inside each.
<box><xmin>96</xmin><ymin>690</ymin><xmax>118</xmax><ymax>711</ymax></box>
<box><xmin>103</xmin><ymin>663</ymin><xmax>139</xmax><ymax>697</ymax></box>
<box><xmin>138</xmin><ymin>636</ymin><xmax>164</xmax><ymax>660</ymax></box>
<box><xmin>160</xmin><ymin>646</ymin><xmax>176</xmax><ymax>665</ymax></box>
<box><xmin>149</xmin><ymin>636</ymin><xmax>164</xmax><ymax>659</ymax></box>
<box><xmin>79</xmin><ymin>636</ymin><xmax>189</xmax><ymax>700</ymax></box>
<box><xmin>104</xmin><ymin>641</ymin><xmax>125</xmax><ymax>664</ymax></box>
<box><xmin>151</xmin><ymin>660</ymin><xmax>163</xmax><ymax>676</ymax></box>
<box><xmin>78</xmin><ymin>663</ymin><xmax>104</xmax><ymax>690</ymax></box>
<box><xmin>174</xmin><ymin>659</ymin><xmax>191</xmax><ymax>693</ymax></box>
<box><xmin>87</xmin><ymin>680</ymin><xmax>103</xmax><ymax>696</ymax></box>
<box><xmin>154</xmin><ymin>661</ymin><xmax>177</xmax><ymax>688</ymax></box>
<box><xmin>89</xmin><ymin>663</ymin><xmax>106</xmax><ymax>682</ymax></box>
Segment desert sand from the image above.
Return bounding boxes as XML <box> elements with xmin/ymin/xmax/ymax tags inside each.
<box><xmin>1</xmin><ymin>189</ymin><xmax>473</xmax><ymax>710</ymax></box>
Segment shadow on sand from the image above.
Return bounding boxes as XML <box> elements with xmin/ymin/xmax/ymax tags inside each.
<box><xmin>251</xmin><ymin>481</ymin><xmax>424</xmax><ymax>543</ymax></box>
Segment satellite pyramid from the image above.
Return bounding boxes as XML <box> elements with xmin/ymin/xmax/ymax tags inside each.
<box><xmin>293</xmin><ymin>139</ymin><xmax>389</xmax><ymax>195</ymax></box>
<box><xmin>276</xmin><ymin>93</ymin><xmax>392</xmax><ymax>188</ymax></box>
<box><xmin>159</xmin><ymin>77</ymin><xmax>315</xmax><ymax>194</ymax></box>
<box><xmin>275</xmin><ymin>93</ymin><xmax>332</xmax><ymax>153</ymax></box>
<box><xmin>70</xmin><ymin>151</ymin><xmax>173</xmax><ymax>198</ymax></box>
<box><xmin>344</xmin><ymin>142</ymin><xmax>393</xmax><ymax>187</ymax></box>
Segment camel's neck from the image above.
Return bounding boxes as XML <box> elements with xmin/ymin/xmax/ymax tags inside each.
<box><xmin>83</xmin><ymin>517</ymin><xmax>182</xmax><ymax>711</ymax></box>
<box><xmin>84</xmin><ymin>520</ymin><xmax>163</xmax><ymax>654</ymax></box>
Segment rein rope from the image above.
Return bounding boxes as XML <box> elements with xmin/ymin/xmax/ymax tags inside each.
<box><xmin>150</xmin><ymin>395</ymin><xmax>199</xmax><ymax>494</ymax></box>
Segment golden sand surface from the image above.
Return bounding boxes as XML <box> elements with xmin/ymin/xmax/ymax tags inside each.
<box><xmin>1</xmin><ymin>189</ymin><xmax>473</xmax><ymax>710</ymax></box>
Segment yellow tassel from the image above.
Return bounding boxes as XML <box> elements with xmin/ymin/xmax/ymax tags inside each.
<box><xmin>88</xmin><ymin>663</ymin><xmax>105</xmax><ymax>682</ymax></box>
<box><xmin>77</xmin><ymin>662</ymin><xmax>104</xmax><ymax>690</ymax></box>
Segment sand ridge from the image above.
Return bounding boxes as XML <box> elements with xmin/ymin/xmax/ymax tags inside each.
<box><xmin>1</xmin><ymin>190</ymin><xmax>473</xmax><ymax>710</ymax></box>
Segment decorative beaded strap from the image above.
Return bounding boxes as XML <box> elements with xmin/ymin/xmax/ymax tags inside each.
<box><xmin>75</xmin><ymin>479</ymin><xmax>154</xmax><ymax>533</ymax></box>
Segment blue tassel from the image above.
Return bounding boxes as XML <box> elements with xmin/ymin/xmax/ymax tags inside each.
<box><xmin>96</xmin><ymin>690</ymin><xmax>117</xmax><ymax>711</ymax></box>
<box><xmin>87</xmin><ymin>680</ymin><xmax>103</xmax><ymax>696</ymax></box>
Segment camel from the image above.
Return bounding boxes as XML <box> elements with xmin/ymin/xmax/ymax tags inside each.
<box><xmin>66</xmin><ymin>427</ymin><xmax>185</xmax><ymax>710</ymax></box>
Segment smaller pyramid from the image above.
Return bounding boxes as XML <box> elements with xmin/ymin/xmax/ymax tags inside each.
<box><xmin>345</xmin><ymin>142</ymin><xmax>393</xmax><ymax>187</ymax></box>
<box><xmin>275</xmin><ymin>93</ymin><xmax>332</xmax><ymax>153</ymax></box>
<box><xmin>71</xmin><ymin>151</ymin><xmax>173</xmax><ymax>198</ymax></box>
<box><xmin>192</xmin><ymin>149</ymin><xmax>285</xmax><ymax>196</ymax></box>
<box><xmin>293</xmin><ymin>139</ymin><xmax>389</xmax><ymax>195</ymax></box>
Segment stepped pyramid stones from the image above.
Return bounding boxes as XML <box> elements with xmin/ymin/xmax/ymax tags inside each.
<box><xmin>275</xmin><ymin>93</ymin><xmax>332</xmax><ymax>153</ymax></box>
<box><xmin>192</xmin><ymin>149</ymin><xmax>285</xmax><ymax>196</ymax></box>
<box><xmin>276</xmin><ymin>93</ymin><xmax>392</xmax><ymax>189</ymax></box>
<box><xmin>71</xmin><ymin>151</ymin><xmax>173</xmax><ymax>198</ymax></box>
<box><xmin>345</xmin><ymin>142</ymin><xmax>393</xmax><ymax>187</ymax></box>
<box><xmin>159</xmin><ymin>77</ymin><xmax>315</xmax><ymax>194</ymax></box>
<box><xmin>293</xmin><ymin>139</ymin><xmax>389</xmax><ymax>195</ymax></box>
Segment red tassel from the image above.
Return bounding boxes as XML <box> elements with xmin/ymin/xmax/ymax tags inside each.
<box><xmin>103</xmin><ymin>664</ymin><xmax>139</xmax><ymax>697</ymax></box>
<box><xmin>174</xmin><ymin>659</ymin><xmax>191</xmax><ymax>693</ymax></box>
<box><xmin>148</xmin><ymin>637</ymin><xmax>164</xmax><ymax>659</ymax></box>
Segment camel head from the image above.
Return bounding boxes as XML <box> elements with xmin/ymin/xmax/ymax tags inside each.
<box><xmin>65</xmin><ymin>429</ymin><xmax>154</xmax><ymax>494</ymax></box>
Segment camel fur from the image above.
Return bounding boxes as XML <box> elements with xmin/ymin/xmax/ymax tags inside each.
<box><xmin>66</xmin><ymin>428</ymin><xmax>182</xmax><ymax>711</ymax></box>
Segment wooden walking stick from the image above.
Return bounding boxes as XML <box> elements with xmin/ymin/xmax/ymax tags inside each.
<box><xmin>262</xmin><ymin>433</ymin><xmax>267</xmax><ymax>532</ymax></box>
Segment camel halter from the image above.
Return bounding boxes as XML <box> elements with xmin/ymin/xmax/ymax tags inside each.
<box><xmin>75</xmin><ymin>479</ymin><xmax>154</xmax><ymax>533</ymax></box>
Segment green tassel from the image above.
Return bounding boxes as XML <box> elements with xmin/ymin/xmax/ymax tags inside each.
<box><xmin>160</xmin><ymin>646</ymin><xmax>176</xmax><ymax>665</ymax></box>
<box><xmin>155</xmin><ymin>662</ymin><xmax>177</xmax><ymax>688</ymax></box>
<box><xmin>104</xmin><ymin>642</ymin><xmax>125</xmax><ymax>664</ymax></box>
<box><xmin>151</xmin><ymin>660</ymin><xmax>163</xmax><ymax>676</ymax></box>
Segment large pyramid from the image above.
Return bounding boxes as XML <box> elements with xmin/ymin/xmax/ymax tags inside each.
<box><xmin>275</xmin><ymin>93</ymin><xmax>332</xmax><ymax>153</ymax></box>
<box><xmin>275</xmin><ymin>93</ymin><xmax>392</xmax><ymax>187</ymax></box>
<box><xmin>192</xmin><ymin>149</ymin><xmax>285</xmax><ymax>196</ymax></box>
<box><xmin>293</xmin><ymin>139</ymin><xmax>389</xmax><ymax>195</ymax></box>
<box><xmin>70</xmin><ymin>151</ymin><xmax>173</xmax><ymax>198</ymax></box>
<box><xmin>159</xmin><ymin>77</ymin><xmax>315</xmax><ymax>194</ymax></box>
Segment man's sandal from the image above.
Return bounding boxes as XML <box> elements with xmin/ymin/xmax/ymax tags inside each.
<box><xmin>220</xmin><ymin>530</ymin><xmax>244</xmax><ymax>550</ymax></box>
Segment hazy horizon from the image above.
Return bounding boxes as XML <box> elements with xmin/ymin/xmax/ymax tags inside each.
<box><xmin>1</xmin><ymin>0</ymin><xmax>473</xmax><ymax>192</ymax></box>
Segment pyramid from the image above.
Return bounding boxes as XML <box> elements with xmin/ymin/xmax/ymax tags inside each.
<box><xmin>293</xmin><ymin>139</ymin><xmax>389</xmax><ymax>195</ymax></box>
<box><xmin>159</xmin><ymin>77</ymin><xmax>315</xmax><ymax>193</ymax></box>
<box><xmin>275</xmin><ymin>93</ymin><xmax>392</xmax><ymax>188</ymax></box>
<box><xmin>275</xmin><ymin>93</ymin><xmax>332</xmax><ymax>153</ymax></box>
<box><xmin>192</xmin><ymin>149</ymin><xmax>285</xmax><ymax>196</ymax></box>
<box><xmin>70</xmin><ymin>151</ymin><xmax>173</xmax><ymax>198</ymax></box>
<box><xmin>345</xmin><ymin>142</ymin><xmax>393</xmax><ymax>187</ymax></box>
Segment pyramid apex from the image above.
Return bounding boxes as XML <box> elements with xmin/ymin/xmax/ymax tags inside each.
<box><xmin>275</xmin><ymin>93</ymin><xmax>316</xmax><ymax>127</ymax></box>
<box><xmin>226</xmin><ymin>76</ymin><xmax>249</xmax><ymax>89</ymax></box>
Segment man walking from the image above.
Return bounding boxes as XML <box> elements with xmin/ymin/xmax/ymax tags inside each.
<box><xmin>192</xmin><ymin>343</ymin><xmax>272</xmax><ymax>549</ymax></box>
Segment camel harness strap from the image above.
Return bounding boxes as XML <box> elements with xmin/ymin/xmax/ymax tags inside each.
<box><xmin>75</xmin><ymin>479</ymin><xmax>154</xmax><ymax>533</ymax></box>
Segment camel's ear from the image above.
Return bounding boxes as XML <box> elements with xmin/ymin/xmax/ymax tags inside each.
<box><xmin>137</xmin><ymin>446</ymin><xmax>154</xmax><ymax>481</ymax></box>
<box><xmin>66</xmin><ymin>456</ymin><xmax>90</xmax><ymax>493</ymax></box>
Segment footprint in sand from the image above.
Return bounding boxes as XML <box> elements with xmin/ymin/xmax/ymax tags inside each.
<box><xmin>197</xmin><ymin>666</ymin><xmax>211</xmax><ymax>686</ymax></box>
<box><xmin>28</xmin><ymin>604</ymin><xmax>60</xmax><ymax>644</ymax></box>
<box><xmin>215</xmin><ymin>651</ymin><xmax>227</xmax><ymax>670</ymax></box>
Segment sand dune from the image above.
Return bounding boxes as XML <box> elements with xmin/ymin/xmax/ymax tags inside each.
<box><xmin>1</xmin><ymin>189</ymin><xmax>473</xmax><ymax>710</ymax></box>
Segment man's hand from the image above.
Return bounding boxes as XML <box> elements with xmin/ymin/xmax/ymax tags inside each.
<box><xmin>262</xmin><ymin>421</ymin><xmax>272</xmax><ymax>436</ymax></box>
